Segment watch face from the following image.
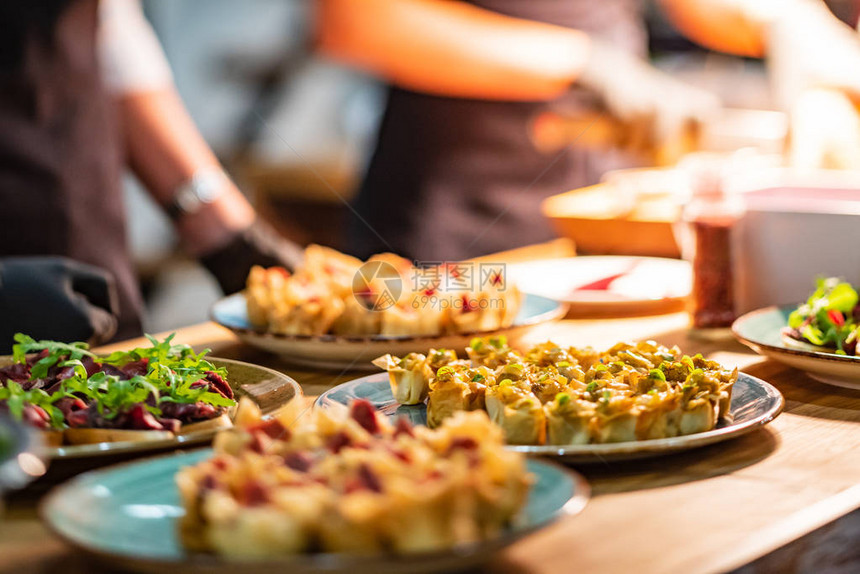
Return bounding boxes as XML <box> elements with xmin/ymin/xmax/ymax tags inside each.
<box><xmin>195</xmin><ymin>171</ymin><xmax>227</xmax><ymax>203</ymax></box>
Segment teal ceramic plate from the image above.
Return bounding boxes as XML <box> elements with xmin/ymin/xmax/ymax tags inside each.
<box><xmin>733</xmin><ymin>305</ymin><xmax>860</xmax><ymax>390</ymax></box>
<box><xmin>35</xmin><ymin>358</ymin><xmax>301</xmax><ymax>460</ymax></box>
<box><xmin>211</xmin><ymin>293</ymin><xmax>567</xmax><ymax>370</ymax></box>
<box><xmin>317</xmin><ymin>373</ymin><xmax>783</xmax><ymax>463</ymax></box>
<box><xmin>41</xmin><ymin>450</ymin><xmax>588</xmax><ymax>574</ymax></box>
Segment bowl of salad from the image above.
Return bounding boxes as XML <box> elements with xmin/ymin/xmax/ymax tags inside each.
<box><xmin>733</xmin><ymin>277</ymin><xmax>860</xmax><ymax>390</ymax></box>
<box><xmin>782</xmin><ymin>278</ymin><xmax>859</xmax><ymax>355</ymax></box>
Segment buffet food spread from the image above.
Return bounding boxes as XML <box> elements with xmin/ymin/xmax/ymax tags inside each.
<box><xmin>245</xmin><ymin>245</ymin><xmax>521</xmax><ymax>337</ymax></box>
<box><xmin>13</xmin><ymin>243</ymin><xmax>856</xmax><ymax>573</ymax></box>
<box><xmin>177</xmin><ymin>398</ymin><xmax>531</xmax><ymax>557</ymax></box>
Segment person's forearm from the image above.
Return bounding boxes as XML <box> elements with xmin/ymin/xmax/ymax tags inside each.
<box><xmin>119</xmin><ymin>89</ymin><xmax>255</xmax><ymax>255</ymax></box>
<box><xmin>658</xmin><ymin>0</ymin><xmax>820</xmax><ymax>58</ymax></box>
<box><xmin>315</xmin><ymin>0</ymin><xmax>591</xmax><ymax>101</ymax></box>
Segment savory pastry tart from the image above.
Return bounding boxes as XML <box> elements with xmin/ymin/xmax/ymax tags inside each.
<box><xmin>371</xmin><ymin>353</ymin><xmax>433</xmax><ymax>405</ymax></box>
<box><xmin>177</xmin><ymin>398</ymin><xmax>531</xmax><ymax>557</ymax></box>
<box><xmin>0</xmin><ymin>333</ymin><xmax>237</xmax><ymax>447</ymax></box>
<box><xmin>244</xmin><ymin>245</ymin><xmax>522</xmax><ymax>338</ymax></box>
<box><xmin>425</xmin><ymin>364</ymin><xmax>489</xmax><ymax>428</ymax></box>
<box><xmin>374</xmin><ymin>336</ymin><xmax>739</xmax><ymax>445</ymax></box>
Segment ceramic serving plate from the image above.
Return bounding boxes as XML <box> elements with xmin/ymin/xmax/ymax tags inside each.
<box><xmin>733</xmin><ymin>305</ymin><xmax>860</xmax><ymax>390</ymax></box>
<box><xmin>317</xmin><ymin>372</ymin><xmax>784</xmax><ymax>463</ymax></box>
<box><xmin>41</xmin><ymin>449</ymin><xmax>588</xmax><ymax>574</ymax></box>
<box><xmin>29</xmin><ymin>358</ymin><xmax>302</xmax><ymax>460</ymax></box>
<box><xmin>507</xmin><ymin>256</ymin><xmax>691</xmax><ymax>316</ymax></box>
<box><xmin>211</xmin><ymin>293</ymin><xmax>567</xmax><ymax>370</ymax></box>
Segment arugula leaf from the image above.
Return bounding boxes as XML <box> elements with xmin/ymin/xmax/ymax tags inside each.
<box><xmin>5</xmin><ymin>334</ymin><xmax>236</xmax><ymax>427</ymax></box>
<box><xmin>0</xmin><ymin>382</ymin><xmax>66</xmax><ymax>429</ymax></box>
<box><xmin>12</xmin><ymin>333</ymin><xmax>97</xmax><ymax>379</ymax></box>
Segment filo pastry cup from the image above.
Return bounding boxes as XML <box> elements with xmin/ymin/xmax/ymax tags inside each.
<box><xmin>372</xmin><ymin>353</ymin><xmax>433</xmax><ymax>405</ymax></box>
<box><xmin>484</xmin><ymin>382</ymin><xmax>546</xmax><ymax>445</ymax></box>
<box><xmin>426</xmin><ymin>365</ymin><xmax>486</xmax><ymax>428</ymax></box>
<box><xmin>545</xmin><ymin>393</ymin><xmax>595</xmax><ymax>446</ymax></box>
<box><xmin>590</xmin><ymin>395</ymin><xmax>640</xmax><ymax>443</ymax></box>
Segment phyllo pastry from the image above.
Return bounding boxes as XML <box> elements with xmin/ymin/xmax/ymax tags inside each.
<box><xmin>372</xmin><ymin>353</ymin><xmax>433</xmax><ymax>405</ymax></box>
<box><xmin>380</xmin><ymin>303</ymin><xmax>444</xmax><ymax>337</ymax></box>
<box><xmin>372</xmin><ymin>337</ymin><xmax>739</xmax><ymax>446</ymax></box>
<box><xmin>425</xmin><ymin>348</ymin><xmax>460</xmax><ymax>373</ymax></box>
<box><xmin>590</xmin><ymin>393</ymin><xmax>640</xmax><ymax>443</ymax></box>
<box><xmin>331</xmin><ymin>295</ymin><xmax>381</xmax><ymax>336</ymax></box>
<box><xmin>466</xmin><ymin>336</ymin><xmax>522</xmax><ymax>368</ymax></box>
<box><xmin>485</xmin><ymin>381</ymin><xmax>546</xmax><ymax>445</ymax></box>
<box><xmin>177</xmin><ymin>398</ymin><xmax>532</xmax><ymax>557</ymax></box>
<box><xmin>243</xmin><ymin>247</ymin><xmax>522</xmax><ymax>338</ymax></box>
<box><xmin>545</xmin><ymin>392</ymin><xmax>595</xmax><ymax>446</ymax></box>
<box><xmin>426</xmin><ymin>365</ymin><xmax>488</xmax><ymax>428</ymax></box>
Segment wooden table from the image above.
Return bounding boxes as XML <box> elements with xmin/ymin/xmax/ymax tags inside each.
<box><xmin>3</xmin><ymin>313</ymin><xmax>860</xmax><ymax>574</ymax></box>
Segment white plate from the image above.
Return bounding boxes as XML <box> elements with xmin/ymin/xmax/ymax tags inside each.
<box><xmin>507</xmin><ymin>256</ymin><xmax>690</xmax><ymax>315</ymax></box>
<box><xmin>211</xmin><ymin>293</ymin><xmax>567</xmax><ymax>370</ymax></box>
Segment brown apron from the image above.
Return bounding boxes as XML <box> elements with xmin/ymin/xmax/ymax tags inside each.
<box><xmin>0</xmin><ymin>0</ymin><xmax>143</xmax><ymax>340</ymax></box>
<box><xmin>349</xmin><ymin>0</ymin><xmax>645</xmax><ymax>262</ymax></box>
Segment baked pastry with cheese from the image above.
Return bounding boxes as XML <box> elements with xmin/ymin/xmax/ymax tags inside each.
<box><xmin>177</xmin><ymin>398</ymin><xmax>531</xmax><ymax>557</ymax></box>
<box><xmin>374</xmin><ymin>337</ymin><xmax>739</xmax><ymax>445</ymax></box>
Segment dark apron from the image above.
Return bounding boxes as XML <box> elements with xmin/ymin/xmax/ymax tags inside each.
<box><xmin>0</xmin><ymin>0</ymin><xmax>143</xmax><ymax>340</ymax></box>
<box><xmin>350</xmin><ymin>0</ymin><xmax>645</xmax><ymax>262</ymax></box>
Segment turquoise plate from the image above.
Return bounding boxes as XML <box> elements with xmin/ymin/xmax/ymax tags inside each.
<box><xmin>317</xmin><ymin>372</ymin><xmax>784</xmax><ymax>463</ymax></box>
<box><xmin>41</xmin><ymin>450</ymin><xmax>587</xmax><ymax>574</ymax></box>
<box><xmin>733</xmin><ymin>305</ymin><xmax>860</xmax><ymax>390</ymax></box>
<box><xmin>211</xmin><ymin>292</ymin><xmax>567</xmax><ymax>370</ymax></box>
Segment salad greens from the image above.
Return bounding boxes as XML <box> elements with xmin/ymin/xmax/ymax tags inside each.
<box><xmin>1</xmin><ymin>333</ymin><xmax>235</xmax><ymax>429</ymax></box>
<box><xmin>786</xmin><ymin>278</ymin><xmax>860</xmax><ymax>355</ymax></box>
<box><xmin>0</xmin><ymin>381</ymin><xmax>66</xmax><ymax>429</ymax></box>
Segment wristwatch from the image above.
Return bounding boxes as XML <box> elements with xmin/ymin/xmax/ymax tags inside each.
<box><xmin>165</xmin><ymin>167</ymin><xmax>228</xmax><ymax>219</ymax></box>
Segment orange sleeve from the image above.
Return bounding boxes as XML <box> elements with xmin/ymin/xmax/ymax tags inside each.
<box><xmin>315</xmin><ymin>0</ymin><xmax>591</xmax><ymax>101</ymax></box>
<box><xmin>657</xmin><ymin>0</ymin><xmax>768</xmax><ymax>58</ymax></box>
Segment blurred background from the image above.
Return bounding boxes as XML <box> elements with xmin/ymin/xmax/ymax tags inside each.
<box><xmin>129</xmin><ymin>0</ymin><xmax>860</xmax><ymax>332</ymax></box>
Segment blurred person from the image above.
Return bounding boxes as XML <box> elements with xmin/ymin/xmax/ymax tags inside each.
<box><xmin>316</xmin><ymin>0</ymin><xmax>860</xmax><ymax>261</ymax></box>
<box><xmin>0</xmin><ymin>0</ymin><xmax>301</xmax><ymax>351</ymax></box>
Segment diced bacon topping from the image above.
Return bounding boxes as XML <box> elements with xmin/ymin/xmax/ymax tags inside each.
<box><xmin>240</xmin><ymin>480</ymin><xmax>269</xmax><ymax>506</ymax></box>
<box><xmin>255</xmin><ymin>418</ymin><xmax>289</xmax><ymax>440</ymax></box>
<box><xmin>249</xmin><ymin>431</ymin><xmax>272</xmax><ymax>454</ymax></box>
<box><xmin>393</xmin><ymin>417</ymin><xmax>414</xmax><ymax>438</ymax></box>
<box><xmin>350</xmin><ymin>400</ymin><xmax>380</xmax><ymax>434</ymax></box>
<box><xmin>283</xmin><ymin>452</ymin><xmax>313</xmax><ymax>472</ymax></box>
<box><xmin>358</xmin><ymin>464</ymin><xmax>382</xmax><ymax>492</ymax></box>
<box><xmin>201</xmin><ymin>474</ymin><xmax>218</xmax><ymax>490</ymax></box>
<box><xmin>448</xmin><ymin>436</ymin><xmax>479</xmax><ymax>452</ymax></box>
<box><xmin>326</xmin><ymin>431</ymin><xmax>352</xmax><ymax>453</ymax></box>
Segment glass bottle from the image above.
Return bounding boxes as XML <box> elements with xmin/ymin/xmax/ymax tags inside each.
<box><xmin>677</xmin><ymin>160</ymin><xmax>746</xmax><ymax>332</ymax></box>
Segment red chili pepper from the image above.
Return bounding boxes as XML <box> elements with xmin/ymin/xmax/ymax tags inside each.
<box><xmin>827</xmin><ymin>309</ymin><xmax>845</xmax><ymax>327</ymax></box>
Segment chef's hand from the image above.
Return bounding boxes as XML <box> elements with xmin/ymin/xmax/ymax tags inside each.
<box><xmin>0</xmin><ymin>257</ymin><xmax>118</xmax><ymax>353</ymax></box>
<box><xmin>578</xmin><ymin>41</ymin><xmax>721</xmax><ymax>152</ymax></box>
<box><xmin>766</xmin><ymin>0</ymin><xmax>860</xmax><ymax>109</ymax></box>
<box><xmin>199</xmin><ymin>219</ymin><xmax>305</xmax><ymax>295</ymax></box>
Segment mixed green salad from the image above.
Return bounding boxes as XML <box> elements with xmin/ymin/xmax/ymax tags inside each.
<box><xmin>785</xmin><ymin>278</ymin><xmax>860</xmax><ymax>356</ymax></box>
<box><xmin>0</xmin><ymin>333</ymin><xmax>235</xmax><ymax>441</ymax></box>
